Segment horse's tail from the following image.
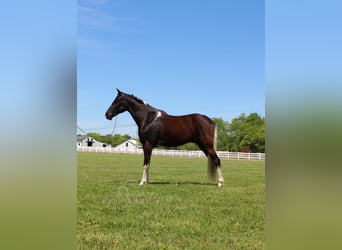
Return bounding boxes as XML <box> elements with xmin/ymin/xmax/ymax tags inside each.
<box><xmin>208</xmin><ymin>125</ymin><xmax>217</xmax><ymax>181</ymax></box>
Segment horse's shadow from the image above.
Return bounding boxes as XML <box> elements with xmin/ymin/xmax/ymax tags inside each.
<box><xmin>148</xmin><ymin>181</ymin><xmax>217</xmax><ymax>186</ymax></box>
<box><xmin>113</xmin><ymin>180</ymin><xmax>217</xmax><ymax>186</ymax></box>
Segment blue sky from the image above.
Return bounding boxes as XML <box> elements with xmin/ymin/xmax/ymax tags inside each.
<box><xmin>77</xmin><ymin>0</ymin><xmax>264</xmax><ymax>137</ymax></box>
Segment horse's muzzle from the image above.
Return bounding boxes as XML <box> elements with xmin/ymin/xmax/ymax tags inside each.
<box><xmin>105</xmin><ymin>111</ymin><xmax>113</xmax><ymax>120</ymax></box>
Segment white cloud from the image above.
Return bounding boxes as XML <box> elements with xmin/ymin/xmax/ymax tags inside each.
<box><xmin>78</xmin><ymin>4</ymin><xmax>139</xmax><ymax>37</ymax></box>
<box><xmin>77</xmin><ymin>36</ymin><xmax>115</xmax><ymax>48</ymax></box>
<box><xmin>77</xmin><ymin>3</ymin><xmax>140</xmax><ymax>51</ymax></box>
<box><xmin>78</xmin><ymin>0</ymin><xmax>109</xmax><ymax>6</ymax></box>
<box><xmin>78</xmin><ymin>5</ymin><xmax>117</xmax><ymax>30</ymax></box>
<box><xmin>77</xmin><ymin>121</ymin><xmax>111</xmax><ymax>131</ymax></box>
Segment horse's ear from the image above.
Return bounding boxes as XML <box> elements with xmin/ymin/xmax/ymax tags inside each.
<box><xmin>116</xmin><ymin>88</ymin><xmax>123</xmax><ymax>96</ymax></box>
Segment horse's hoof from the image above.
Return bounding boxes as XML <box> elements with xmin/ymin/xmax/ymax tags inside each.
<box><xmin>139</xmin><ymin>181</ymin><xmax>147</xmax><ymax>186</ymax></box>
<box><xmin>218</xmin><ymin>182</ymin><xmax>224</xmax><ymax>187</ymax></box>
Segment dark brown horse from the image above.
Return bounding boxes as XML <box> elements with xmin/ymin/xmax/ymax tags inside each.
<box><xmin>105</xmin><ymin>89</ymin><xmax>224</xmax><ymax>187</ymax></box>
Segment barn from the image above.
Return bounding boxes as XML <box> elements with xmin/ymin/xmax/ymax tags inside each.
<box><xmin>114</xmin><ymin>139</ymin><xmax>141</xmax><ymax>152</ymax></box>
<box><xmin>77</xmin><ymin>136</ymin><xmax>111</xmax><ymax>148</ymax></box>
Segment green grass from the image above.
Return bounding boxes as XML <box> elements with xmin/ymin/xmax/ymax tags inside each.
<box><xmin>78</xmin><ymin>152</ymin><xmax>265</xmax><ymax>249</ymax></box>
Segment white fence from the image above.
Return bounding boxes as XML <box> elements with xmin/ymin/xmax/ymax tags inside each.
<box><xmin>77</xmin><ymin>146</ymin><xmax>265</xmax><ymax>160</ymax></box>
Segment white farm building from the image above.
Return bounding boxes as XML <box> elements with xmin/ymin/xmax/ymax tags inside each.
<box><xmin>114</xmin><ymin>139</ymin><xmax>141</xmax><ymax>152</ymax></box>
<box><xmin>77</xmin><ymin>136</ymin><xmax>111</xmax><ymax>148</ymax></box>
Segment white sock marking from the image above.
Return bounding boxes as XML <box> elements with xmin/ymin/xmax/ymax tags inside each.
<box><xmin>139</xmin><ymin>164</ymin><xmax>150</xmax><ymax>185</ymax></box>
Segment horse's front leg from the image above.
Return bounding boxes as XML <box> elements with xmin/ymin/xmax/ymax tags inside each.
<box><xmin>139</xmin><ymin>142</ymin><xmax>153</xmax><ymax>185</ymax></box>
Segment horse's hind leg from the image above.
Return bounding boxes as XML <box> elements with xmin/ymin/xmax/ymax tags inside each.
<box><xmin>216</xmin><ymin>165</ymin><xmax>224</xmax><ymax>187</ymax></box>
<box><xmin>139</xmin><ymin>142</ymin><xmax>152</xmax><ymax>185</ymax></box>
<box><xmin>198</xmin><ymin>142</ymin><xmax>224</xmax><ymax>187</ymax></box>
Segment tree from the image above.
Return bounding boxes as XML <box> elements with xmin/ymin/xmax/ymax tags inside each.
<box><xmin>111</xmin><ymin>134</ymin><xmax>131</xmax><ymax>147</ymax></box>
<box><xmin>177</xmin><ymin>143</ymin><xmax>199</xmax><ymax>150</ymax></box>
<box><xmin>227</xmin><ymin>113</ymin><xmax>265</xmax><ymax>153</ymax></box>
<box><xmin>86</xmin><ymin>132</ymin><xmax>102</xmax><ymax>142</ymax></box>
<box><xmin>212</xmin><ymin>117</ymin><xmax>230</xmax><ymax>151</ymax></box>
<box><xmin>86</xmin><ymin>132</ymin><xmax>131</xmax><ymax>147</ymax></box>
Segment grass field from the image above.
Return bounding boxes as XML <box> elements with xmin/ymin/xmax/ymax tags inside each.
<box><xmin>77</xmin><ymin>152</ymin><xmax>265</xmax><ymax>249</ymax></box>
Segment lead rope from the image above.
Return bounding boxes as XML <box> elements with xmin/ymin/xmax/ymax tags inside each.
<box><xmin>111</xmin><ymin>116</ymin><xmax>118</xmax><ymax>135</ymax></box>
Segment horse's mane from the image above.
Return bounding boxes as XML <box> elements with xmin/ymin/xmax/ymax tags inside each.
<box><xmin>126</xmin><ymin>93</ymin><xmax>147</xmax><ymax>105</ymax></box>
<box><xmin>123</xmin><ymin>91</ymin><xmax>162</xmax><ymax>112</ymax></box>
<box><xmin>125</xmin><ymin>93</ymin><xmax>163</xmax><ymax>112</ymax></box>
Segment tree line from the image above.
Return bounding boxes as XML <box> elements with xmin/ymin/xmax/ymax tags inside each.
<box><xmin>213</xmin><ymin>113</ymin><xmax>265</xmax><ymax>153</ymax></box>
<box><xmin>81</xmin><ymin>113</ymin><xmax>265</xmax><ymax>153</ymax></box>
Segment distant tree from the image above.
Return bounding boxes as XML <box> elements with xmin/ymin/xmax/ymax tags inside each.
<box><xmin>212</xmin><ymin>117</ymin><xmax>230</xmax><ymax>151</ymax></box>
<box><xmin>177</xmin><ymin>143</ymin><xmax>199</xmax><ymax>150</ymax></box>
<box><xmin>102</xmin><ymin>134</ymin><xmax>114</xmax><ymax>145</ymax></box>
<box><xmin>111</xmin><ymin>134</ymin><xmax>131</xmax><ymax>147</ymax></box>
<box><xmin>86</xmin><ymin>132</ymin><xmax>102</xmax><ymax>142</ymax></box>
<box><xmin>227</xmin><ymin>113</ymin><xmax>265</xmax><ymax>153</ymax></box>
<box><xmin>86</xmin><ymin>132</ymin><xmax>131</xmax><ymax>147</ymax></box>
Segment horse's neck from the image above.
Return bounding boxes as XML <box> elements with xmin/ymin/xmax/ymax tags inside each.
<box><xmin>126</xmin><ymin>99</ymin><xmax>154</xmax><ymax>127</ymax></box>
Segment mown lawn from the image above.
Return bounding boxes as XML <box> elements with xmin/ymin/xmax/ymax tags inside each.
<box><xmin>77</xmin><ymin>152</ymin><xmax>265</xmax><ymax>249</ymax></box>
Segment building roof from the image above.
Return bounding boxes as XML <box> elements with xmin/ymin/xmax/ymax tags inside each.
<box><xmin>77</xmin><ymin>135</ymin><xmax>110</xmax><ymax>146</ymax></box>
<box><xmin>77</xmin><ymin>135</ymin><xmax>88</xmax><ymax>142</ymax></box>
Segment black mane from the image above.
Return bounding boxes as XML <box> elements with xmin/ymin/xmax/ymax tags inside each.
<box><xmin>127</xmin><ymin>94</ymin><xmax>146</xmax><ymax>105</ymax></box>
<box><xmin>126</xmin><ymin>93</ymin><xmax>161</xmax><ymax>112</ymax></box>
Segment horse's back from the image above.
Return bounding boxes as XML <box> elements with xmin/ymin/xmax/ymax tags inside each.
<box><xmin>162</xmin><ymin>113</ymin><xmax>214</xmax><ymax>129</ymax></box>
<box><xmin>161</xmin><ymin>113</ymin><xmax>215</xmax><ymax>140</ymax></box>
<box><xmin>166</xmin><ymin>113</ymin><xmax>213</xmax><ymax>124</ymax></box>
<box><xmin>191</xmin><ymin>113</ymin><xmax>215</xmax><ymax>125</ymax></box>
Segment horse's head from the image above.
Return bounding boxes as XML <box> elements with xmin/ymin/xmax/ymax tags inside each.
<box><xmin>105</xmin><ymin>89</ymin><xmax>129</xmax><ymax>120</ymax></box>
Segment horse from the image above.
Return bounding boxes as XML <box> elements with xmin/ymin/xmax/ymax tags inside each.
<box><xmin>105</xmin><ymin>89</ymin><xmax>224</xmax><ymax>187</ymax></box>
